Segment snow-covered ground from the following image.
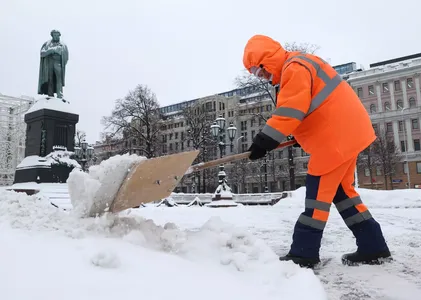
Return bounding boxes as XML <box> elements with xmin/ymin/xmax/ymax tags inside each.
<box><xmin>1</xmin><ymin>185</ymin><xmax>420</xmax><ymax>300</ymax></box>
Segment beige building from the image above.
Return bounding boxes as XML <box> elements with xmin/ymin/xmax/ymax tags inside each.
<box><xmin>94</xmin><ymin>53</ymin><xmax>421</xmax><ymax>193</ymax></box>
<box><xmin>157</xmin><ymin>86</ymin><xmax>308</xmax><ymax>194</ymax></box>
<box><xmin>347</xmin><ymin>53</ymin><xmax>421</xmax><ymax>189</ymax></box>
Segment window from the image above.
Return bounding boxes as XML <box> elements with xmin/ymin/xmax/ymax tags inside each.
<box><xmin>394</xmin><ymin>80</ymin><xmax>401</xmax><ymax>91</ymax></box>
<box><xmin>357</xmin><ymin>87</ymin><xmax>363</xmax><ymax>97</ymax></box>
<box><xmin>412</xmin><ymin>119</ymin><xmax>419</xmax><ymax>130</ymax></box>
<box><xmin>382</xmin><ymin>82</ymin><xmax>389</xmax><ymax>93</ymax></box>
<box><xmin>399</xmin><ymin>121</ymin><xmax>405</xmax><ymax>132</ymax></box>
<box><xmin>414</xmin><ymin>139</ymin><xmax>420</xmax><ymax>151</ymax></box>
<box><xmin>303</xmin><ymin>162</ymin><xmax>308</xmax><ymax>170</ymax></box>
<box><xmin>376</xmin><ymin>166</ymin><xmax>382</xmax><ymax>176</ymax></box>
<box><xmin>370</xmin><ymin>104</ymin><xmax>377</xmax><ymax>113</ymax></box>
<box><xmin>396</xmin><ymin>99</ymin><xmax>403</xmax><ymax>109</ymax></box>
<box><xmin>278</xmin><ymin>150</ymin><xmax>283</xmax><ymax>159</ymax></box>
<box><xmin>368</xmin><ymin>85</ymin><xmax>375</xmax><ymax>95</ymax></box>
<box><xmin>409</xmin><ymin>97</ymin><xmax>416</xmax><ymax>108</ymax></box>
<box><xmin>364</xmin><ymin>168</ymin><xmax>370</xmax><ymax>176</ymax></box>
<box><xmin>403</xmin><ymin>162</ymin><xmax>408</xmax><ymax>174</ymax></box>
<box><xmin>401</xmin><ymin>140</ymin><xmax>407</xmax><ymax>152</ymax></box>
<box><xmin>407</xmin><ymin>78</ymin><xmax>413</xmax><ymax>89</ymax></box>
<box><xmin>384</xmin><ymin>102</ymin><xmax>390</xmax><ymax>110</ymax></box>
<box><xmin>386</xmin><ymin>122</ymin><xmax>393</xmax><ymax>132</ymax></box>
<box><xmin>417</xmin><ymin>162</ymin><xmax>421</xmax><ymax>174</ymax></box>
<box><xmin>372</xmin><ymin>124</ymin><xmax>378</xmax><ymax>133</ymax></box>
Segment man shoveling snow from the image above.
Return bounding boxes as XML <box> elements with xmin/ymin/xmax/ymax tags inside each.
<box><xmin>242</xmin><ymin>34</ymin><xmax>392</xmax><ymax>268</ymax></box>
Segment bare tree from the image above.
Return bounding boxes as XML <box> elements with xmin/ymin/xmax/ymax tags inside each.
<box><xmin>283</xmin><ymin>42</ymin><xmax>320</xmax><ymax>55</ymax></box>
<box><xmin>75</xmin><ymin>130</ymin><xmax>86</xmax><ymax>147</ymax></box>
<box><xmin>357</xmin><ymin>145</ymin><xmax>376</xmax><ymax>189</ymax></box>
<box><xmin>101</xmin><ymin>84</ymin><xmax>162</xmax><ymax>158</ymax></box>
<box><xmin>181</xmin><ymin>97</ymin><xmax>218</xmax><ymax>193</ymax></box>
<box><xmin>234</xmin><ymin>73</ymin><xmax>277</xmax><ymax>108</ymax></box>
<box><xmin>371</xmin><ymin>130</ymin><xmax>401</xmax><ymax>190</ymax></box>
<box><xmin>229</xmin><ymin>158</ymin><xmax>250</xmax><ymax>193</ymax></box>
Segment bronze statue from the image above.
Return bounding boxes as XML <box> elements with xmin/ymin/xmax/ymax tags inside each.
<box><xmin>38</xmin><ymin>30</ymin><xmax>69</xmax><ymax>99</ymax></box>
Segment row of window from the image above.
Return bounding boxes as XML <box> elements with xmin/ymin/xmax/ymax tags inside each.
<box><xmin>160</xmin><ymin>84</ymin><xmax>267</xmax><ymax>115</ymax></box>
<box><xmin>364</xmin><ymin>162</ymin><xmax>421</xmax><ymax>176</ymax></box>
<box><xmin>356</xmin><ymin>78</ymin><xmax>415</xmax><ymax>98</ymax></box>
<box><xmin>373</xmin><ymin>118</ymin><xmax>419</xmax><ymax>133</ymax></box>
<box><xmin>368</xmin><ymin>97</ymin><xmax>417</xmax><ymax>113</ymax></box>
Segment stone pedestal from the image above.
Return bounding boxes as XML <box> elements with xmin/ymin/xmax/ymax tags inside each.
<box><xmin>13</xmin><ymin>97</ymin><xmax>80</xmax><ymax>184</ymax></box>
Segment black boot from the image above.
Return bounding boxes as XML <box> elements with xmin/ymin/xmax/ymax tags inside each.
<box><xmin>279</xmin><ymin>253</ymin><xmax>321</xmax><ymax>268</ymax></box>
<box><xmin>341</xmin><ymin>250</ymin><xmax>392</xmax><ymax>266</ymax></box>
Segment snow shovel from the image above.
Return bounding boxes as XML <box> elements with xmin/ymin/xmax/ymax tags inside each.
<box><xmin>104</xmin><ymin>139</ymin><xmax>297</xmax><ymax>214</ymax></box>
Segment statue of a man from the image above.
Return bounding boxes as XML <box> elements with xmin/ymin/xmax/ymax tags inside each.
<box><xmin>38</xmin><ymin>29</ymin><xmax>69</xmax><ymax>99</ymax></box>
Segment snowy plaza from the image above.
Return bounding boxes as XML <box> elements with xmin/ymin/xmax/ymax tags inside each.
<box><xmin>1</xmin><ymin>184</ymin><xmax>420</xmax><ymax>300</ymax></box>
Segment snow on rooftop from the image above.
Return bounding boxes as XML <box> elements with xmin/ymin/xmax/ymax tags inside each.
<box><xmin>348</xmin><ymin>58</ymin><xmax>421</xmax><ymax>81</ymax></box>
<box><xmin>26</xmin><ymin>96</ymin><xmax>78</xmax><ymax>115</ymax></box>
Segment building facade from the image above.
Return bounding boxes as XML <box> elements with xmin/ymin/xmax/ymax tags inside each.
<box><xmin>156</xmin><ymin>86</ymin><xmax>309</xmax><ymax>194</ymax></box>
<box><xmin>94</xmin><ymin>54</ymin><xmax>421</xmax><ymax>193</ymax></box>
<box><xmin>0</xmin><ymin>93</ymin><xmax>34</xmax><ymax>185</ymax></box>
<box><xmin>348</xmin><ymin>53</ymin><xmax>421</xmax><ymax>189</ymax></box>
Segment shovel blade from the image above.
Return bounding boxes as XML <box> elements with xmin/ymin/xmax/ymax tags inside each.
<box><xmin>109</xmin><ymin>150</ymin><xmax>200</xmax><ymax>213</ymax></box>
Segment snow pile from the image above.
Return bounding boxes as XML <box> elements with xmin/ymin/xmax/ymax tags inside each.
<box><xmin>67</xmin><ymin>154</ymin><xmax>146</xmax><ymax>217</ymax></box>
<box><xmin>357</xmin><ymin>188</ymin><xmax>421</xmax><ymax>208</ymax></box>
<box><xmin>0</xmin><ymin>189</ymin><xmax>326</xmax><ymax>300</ymax></box>
<box><xmin>156</xmin><ymin>197</ymin><xmax>178</xmax><ymax>207</ymax></box>
<box><xmin>16</xmin><ymin>150</ymin><xmax>80</xmax><ymax>170</ymax></box>
<box><xmin>273</xmin><ymin>186</ymin><xmax>421</xmax><ymax>209</ymax></box>
<box><xmin>187</xmin><ymin>196</ymin><xmax>203</xmax><ymax>206</ymax></box>
<box><xmin>47</xmin><ymin>149</ymin><xmax>80</xmax><ymax>168</ymax></box>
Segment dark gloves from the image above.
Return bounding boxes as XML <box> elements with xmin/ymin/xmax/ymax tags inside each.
<box><xmin>248</xmin><ymin>143</ymin><xmax>267</xmax><ymax>160</ymax></box>
<box><xmin>248</xmin><ymin>131</ymin><xmax>280</xmax><ymax>161</ymax></box>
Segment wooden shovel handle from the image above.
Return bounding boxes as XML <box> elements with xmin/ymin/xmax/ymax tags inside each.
<box><xmin>187</xmin><ymin>139</ymin><xmax>297</xmax><ymax>174</ymax></box>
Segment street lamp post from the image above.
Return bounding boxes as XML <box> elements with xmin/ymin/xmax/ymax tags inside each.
<box><xmin>263</xmin><ymin>156</ymin><xmax>269</xmax><ymax>192</ymax></box>
<box><xmin>74</xmin><ymin>140</ymin><xmax>95</xmax><ymax>171</ymax></box>
<box><xmin>208</xmin><ymin>115</ymin><xmax>238</xmax><ymax>207</ymax></box>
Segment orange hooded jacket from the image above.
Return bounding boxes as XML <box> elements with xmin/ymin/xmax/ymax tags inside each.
<box><xmin>243</xmin><ymin>35</ymin><xmax>376</xmax><ymax>176</ymax></box>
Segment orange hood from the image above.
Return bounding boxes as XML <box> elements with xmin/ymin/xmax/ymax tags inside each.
<box><xmin>242</xmin><ymin>35</ymin><xmax>288</xmax><ymax>85</ymax></box>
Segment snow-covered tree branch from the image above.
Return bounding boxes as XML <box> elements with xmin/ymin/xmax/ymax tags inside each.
<box><xmin>101</xmin><ymin>84</ymin><xmax>162</xmax><ymax>158</ymax></box>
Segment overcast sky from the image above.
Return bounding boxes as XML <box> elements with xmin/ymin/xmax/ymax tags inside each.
<box><xmin>1</xmin><ymin>0</ymin><xmax>420</xmax><ymax>143</ymax></box>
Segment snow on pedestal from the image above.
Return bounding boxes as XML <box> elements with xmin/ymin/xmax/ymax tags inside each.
<box><xmin>16</xmin><ymin>148</ymin><xmax>80</xmax><ymax>171</ymax></box>
<box><xmin>26</xmin><ymin>95</ymin><xmax>77</xmax><ymax>115</ymax></box>
<box><xmin>208</xmin><ymin>167</ymin><xmax>238</xmax><ymax>208</ymax></box>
